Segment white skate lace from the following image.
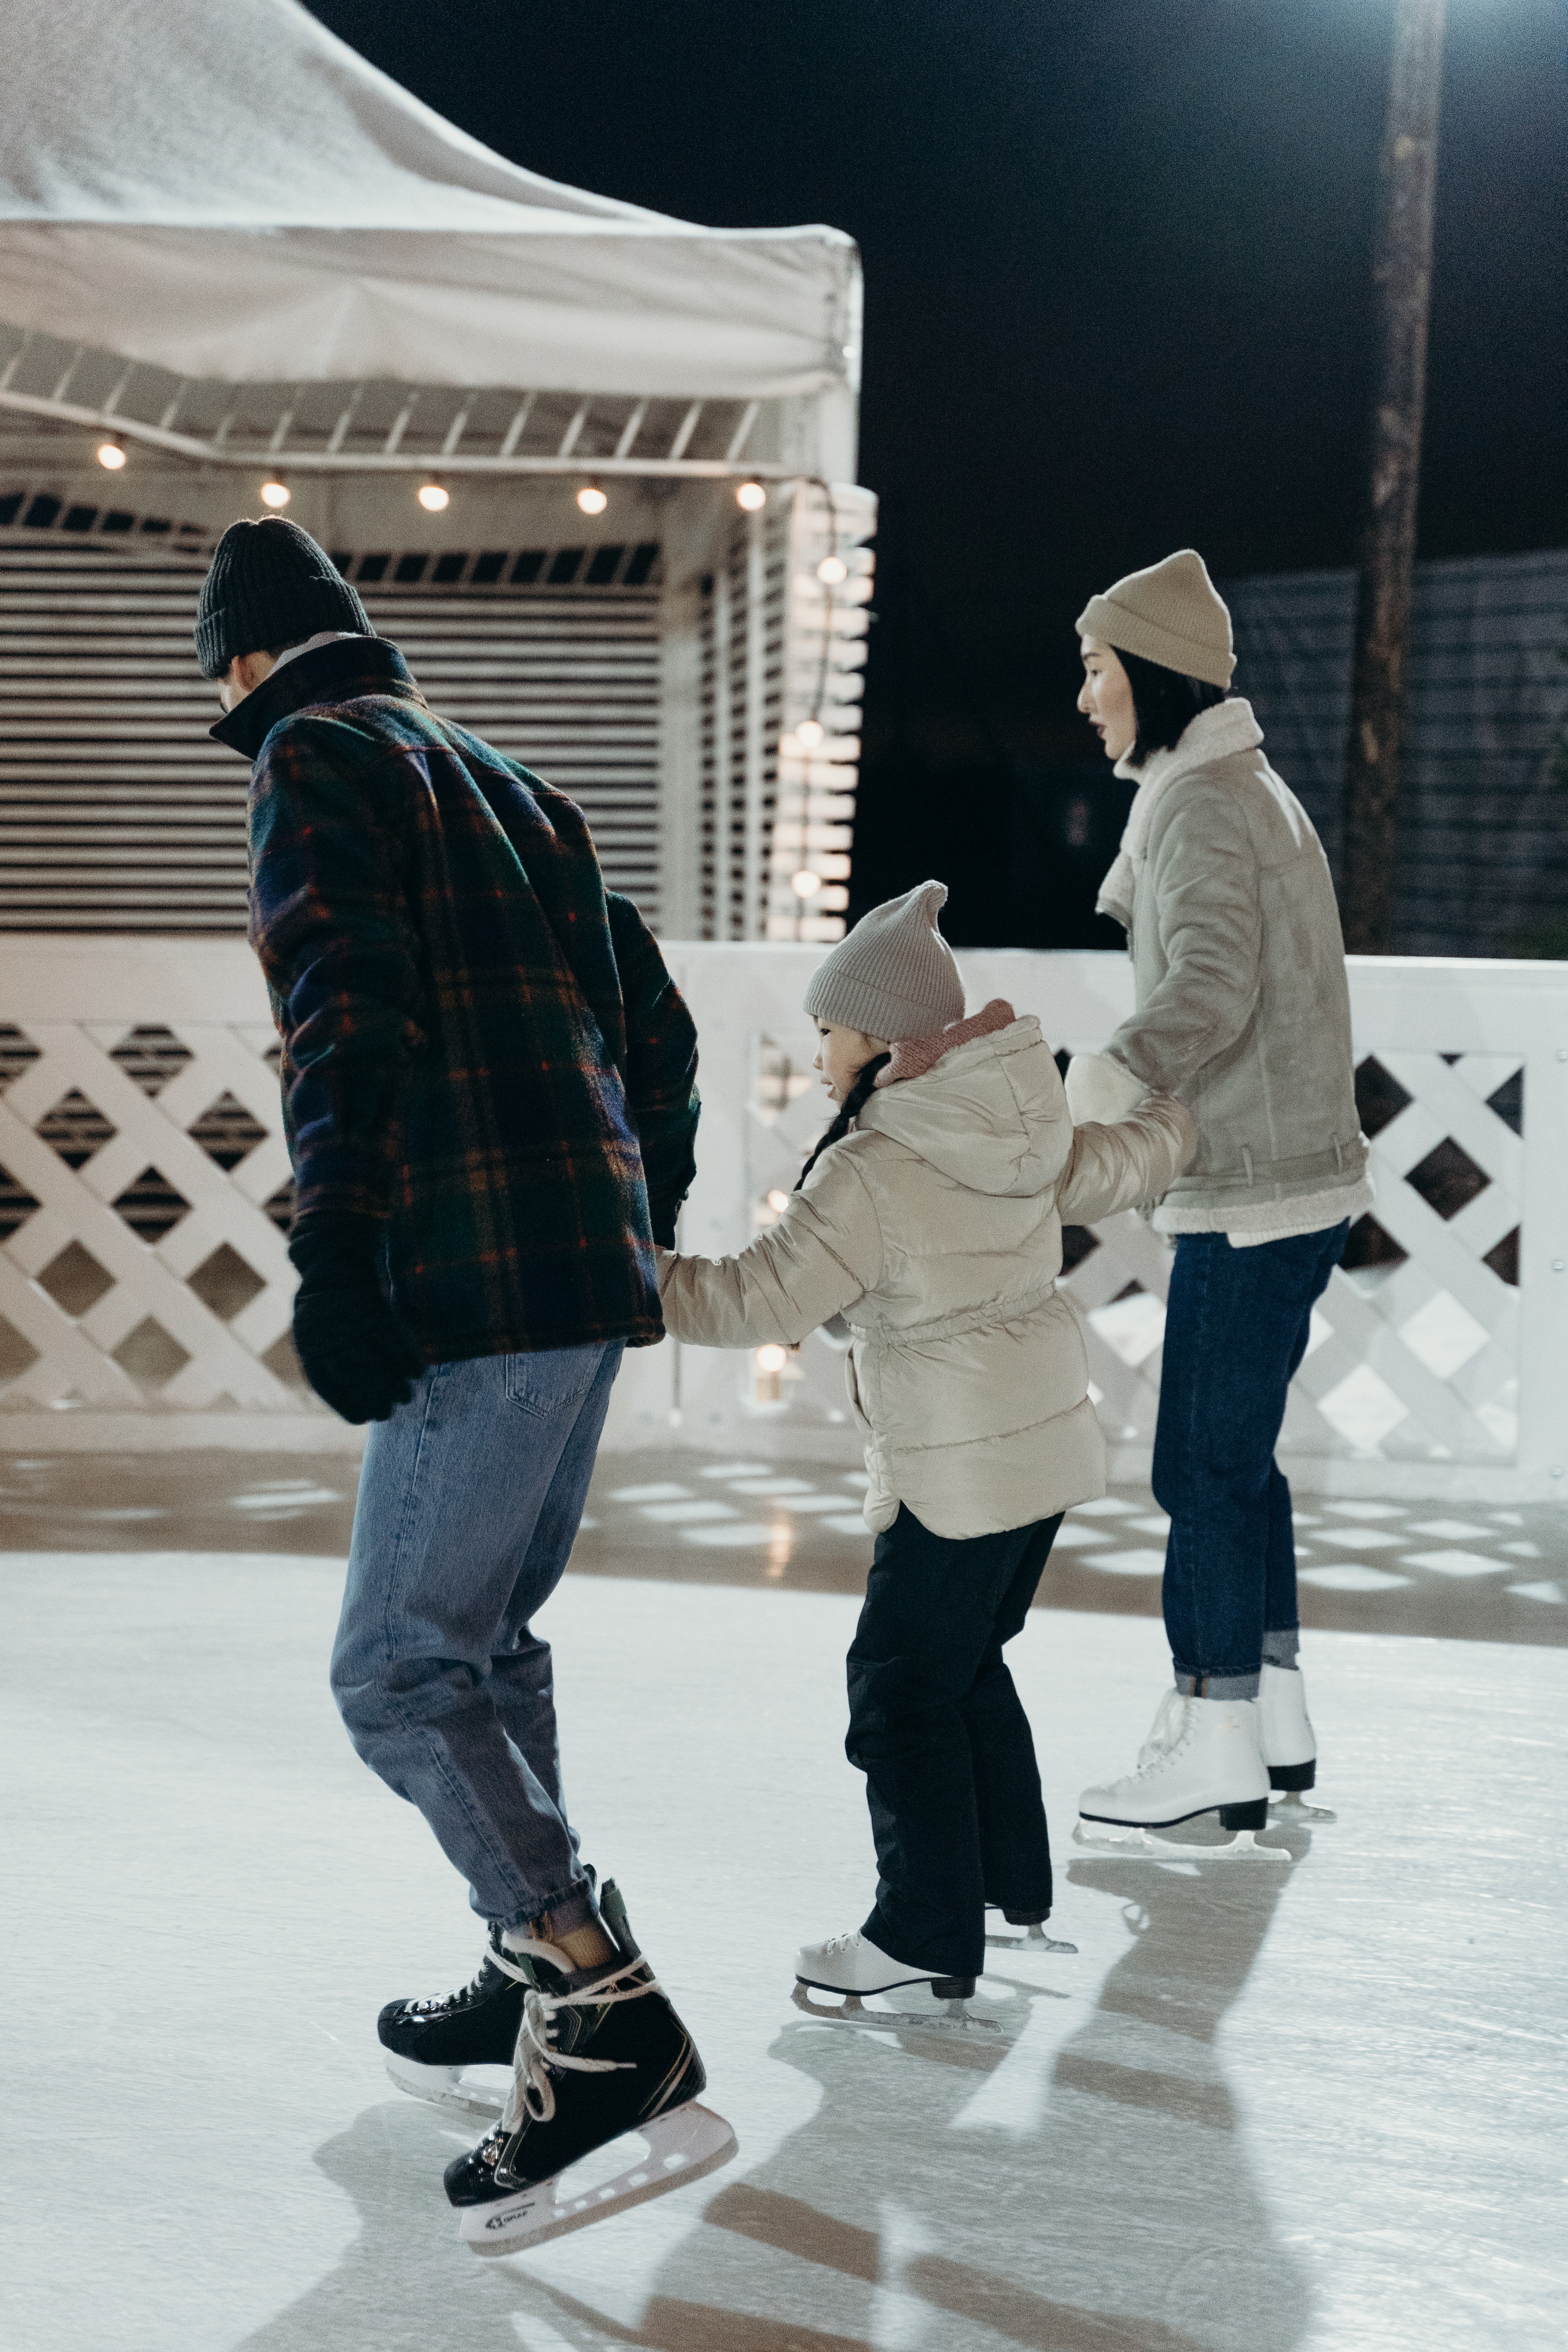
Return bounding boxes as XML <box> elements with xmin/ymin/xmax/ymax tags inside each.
<box><xmin>1136</xmin><ymin>1689</ymin><xmax>1186</xmax><ymax>1772</ymax></box>
<box><xmin>1119</xmin><ymin>1700</ymin><xmax>1198</xmax><ymax>1786</ymax></box>
<box><xmin>487</xmin><ymin>1940</ymin><xmax>657</xmax><ymax>2136</ymax></box>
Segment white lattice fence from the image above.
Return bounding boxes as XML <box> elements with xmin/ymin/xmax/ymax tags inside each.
<box><xmin>0</xmin><ymin>939</ymin><xmax>346</xmax><ymax>1448</ymax></box>
<box><xmin>607</xmin><ymin>947</ymin><xmax>1568</xmax><ymax>1505</ymax></box>
<box><xmin>4</xmin><ymin>939</ymin><xmax>1568</xmax><ymax>1494</ymax></box>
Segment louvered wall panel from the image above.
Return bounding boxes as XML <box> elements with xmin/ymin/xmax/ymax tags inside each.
<box><xmin>359</xmin><ymin>583</ymin><xmax>663</xmax><ymax>927</ymax></box>
<box><xmin>0</xmin><ymin>539</ymin><xmax>664</xmax><ymax>932</ymax></box>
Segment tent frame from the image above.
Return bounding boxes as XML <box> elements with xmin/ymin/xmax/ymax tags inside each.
<box><xmin>0</xmin><ymin>332</ymin><xmax>787</xmax><ymax>478</ymax></box>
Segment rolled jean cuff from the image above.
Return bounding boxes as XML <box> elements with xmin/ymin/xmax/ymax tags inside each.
<box><xmin>1174</xmin><ymin>1670</ymin><xmax>1261</xmax><ymax>1702</ymax></box>
<box><xmin>1261</xmin><ymin>1627</ymin><xmax>1301</xmax><ymax>1669</ymax></box>
<box><xmin>493</xmin><ymin>1873</ymin><xmax>599</xmax><ymax>1940</ymax></box>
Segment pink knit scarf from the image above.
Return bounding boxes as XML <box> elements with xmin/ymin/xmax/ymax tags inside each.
<box><xmin>874</xmin><ymin>998</ymin><xmax>1017</xmax><ymax>1087</ymax></box>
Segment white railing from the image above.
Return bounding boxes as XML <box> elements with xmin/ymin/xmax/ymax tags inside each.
<box><xmin>2</xmin><ymin>938</ymin><xmax>1566</xmax><ymax>1501</ymax></box>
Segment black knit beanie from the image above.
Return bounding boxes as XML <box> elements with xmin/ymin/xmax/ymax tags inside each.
<box><xmin>195</xmin><ymin>517</ymin><xmax>372</xmax><ymax>679</ymax></box>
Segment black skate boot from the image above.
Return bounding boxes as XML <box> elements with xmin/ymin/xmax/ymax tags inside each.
<box><xmin>444</xmin><ymin>1881</ymin><xmax>737</xmax><ymax>2257</ymax></box>
<box><xmin>378</xmin><ymin>1929</ymin><xmax>528</xmax><ymax>2120</ymax></box>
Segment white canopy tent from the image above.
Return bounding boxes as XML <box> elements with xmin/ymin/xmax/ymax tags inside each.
<box><xmin>0</xmin><ymin>0</ymin><xmax>860</xmax><ymax>430</ymax></box>
<box><xmin>0</xmin><ymin>0</ymin><xmax>875</xmax><ymax>1436</ymax></box>
<box><xmin>0</xmin><ymin>0</ymin><xmax>872</xmax><ymax>970</ymax></box>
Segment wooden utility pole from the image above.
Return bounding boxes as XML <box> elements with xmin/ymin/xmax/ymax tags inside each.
<box><xmin>1339</xmin><ymin>0</ymin><xmax>1446</xmax><ymax>953</ymax></box>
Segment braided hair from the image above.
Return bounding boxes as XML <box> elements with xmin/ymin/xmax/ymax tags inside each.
<box><xmin>795</xmin><ymin>1051</ymin><xmax>891</xmax><ymax>1192</ymax></box>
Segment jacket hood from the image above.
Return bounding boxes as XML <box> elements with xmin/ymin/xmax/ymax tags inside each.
<box><xmin>855</xmin><ymin>1014</ymin><xmax>1071</xmax><ymax>1198</ymax></box>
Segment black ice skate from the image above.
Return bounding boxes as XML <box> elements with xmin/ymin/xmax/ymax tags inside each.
<box><xmin>444</xmin><ymin>1881</ymin><xmax>737</xmax><ymax>2257</ymax></box>
<box><xmin>378</xmin><ymin>1931</ymin><xmax>528</xmax><ymax>2120</ymax></box>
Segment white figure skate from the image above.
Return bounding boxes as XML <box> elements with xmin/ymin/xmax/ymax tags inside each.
<box><xmin>1260</xmin><ymin>1662</ymin><xmax>1336</xmax><ymax>1820</ymax></box>
<box><xmin>1074</xmin><ymin>1694</ymin><xmax>1289</xmax><ymax>1862</ymax></box>
<box><xmin>984</xmin><ymin>1906</ymin><xmax>1078</xmax><ymax>1954</ymax></box>
<box><xmin>792</xmin><ymin>1928</ymin><xmax>1002</xmax><ymax>2032</ymax></box>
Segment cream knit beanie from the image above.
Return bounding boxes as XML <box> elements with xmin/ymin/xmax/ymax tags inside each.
<box><xmin>1075</xmin><ymin>548</ymin><xmax>1235</xmax><ymax>688</ymax></box>
<box><xmin>803</xmin><ymin>880</ymin><xmax>965</xmax><ymax>1042</ymax></box>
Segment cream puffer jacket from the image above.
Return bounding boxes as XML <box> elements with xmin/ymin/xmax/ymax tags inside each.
<box><xmin>657</xmin><ymin>1013</ymin><xmax>1194</xmax><ymax>1539</ymax></box>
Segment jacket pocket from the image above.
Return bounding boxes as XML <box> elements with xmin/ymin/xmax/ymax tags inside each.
<box><xmin>843</xmin><ymin>1344</ymin><xmax>873</xmax><ymax>1436</ymax></box>
<box><xmin>503</xmin><ymin>1342</ymin><xmax>605</xmax><ymax>1418</ymax></box>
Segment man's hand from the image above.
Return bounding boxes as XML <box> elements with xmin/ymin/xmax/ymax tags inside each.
<box><xmin>289</xmin><ymin>1215</ymin><xmax>425</xmax><ymax>1425</ymax></box>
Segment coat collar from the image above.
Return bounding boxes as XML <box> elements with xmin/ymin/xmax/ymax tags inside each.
<box><xmin>1097</xmin><ymin>697</ymin><xmax>1265</xmax><ymax>926</ymax></box>
<box><xmin>209</xmin><ymin>635</ymin><xmax>423</xmax><ymax>761</ymax></box>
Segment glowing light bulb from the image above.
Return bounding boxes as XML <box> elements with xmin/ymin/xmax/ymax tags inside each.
<box><xmin>417</xmin><ymin>483</ymin><xmax>450</xmax><ymax>513</ymax></box>
<box><xmin>735</xmin><ymin>481</ymin><xmax>767</xmax><ymax>512</ymax></box>
<box><xmin>259</xmin><ymin>480</ymin><xmax>290</xmax><ymax>509</ymax></box>
<box><xmin>755</xmin><ymin>1343</ymin><xmax>788</xmax><ymax>1374</ymax></box>
<box><xmin>792</xmin><ymin>870</ymin><xmax>823</xmax><ymax>898</ymax></box>
<box><xmin>577</xmin><ymin>485</ymin><xmax>608</xmax><ymax>515</ymax></box>
<box><xmin>817</xmin><ymin>554</ymin><xmax>848</xmax><ymax>585</ymax></box>
<box><xmin>796</xmin><ymin>718</ymin><xmax>825</xmax><ymax>749</ymax></box>
<box><xmin>96</xmin><ymin>442</ymin><xmax>126</xmax><ymax>471</ymax></box>
<box><xmin>766</xmin><ymin>1188</ymin><xmax>790</xmax><ymax>1214</ymax></box>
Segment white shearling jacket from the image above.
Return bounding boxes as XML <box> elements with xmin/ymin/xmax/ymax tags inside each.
<box><xmin>656</xmin><ymin>1013</ymin><xmax>1194</xmax><ymax>1539</ymax></box>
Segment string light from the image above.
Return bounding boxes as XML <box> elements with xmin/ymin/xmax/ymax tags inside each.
<box><xmin>259</xmin><ymin>480</ymin><xmax>290</xmax><ymax>509</ymax></box>
<box><xmin>796</xmin><ymin>718</ymin><xmax>825</xmax><ymax>749</ymax></box>
<box><xmin>817</xmin><ymin>555</ymin><xmax>848</xmax><ymax>584</ymax></box>
<box><xmin>577</xmin><ymin>485</ymin><xmax>608</xmax><ymax>515</ymax></box>
<box><xmin>792</xmin><ymin>870</ymin><xmax>823</xmax><ymax>898</ymax></box>
<box><xmin>417</xmin><ymin>483</ymin><xmax>450</xmax><ymax>512</ymax></box>
<box><xmin>95</xmin><ymin>442</ymin><xmax>126</xmax><ymax>471</ymax></box>
<box><xmin>755</xmin><ymin>1344</ymin><xmax>788</xmax><ymax>1374</ymax></box>
<box><xmin>766</xmin><ymin>1188</ymin><xmax>790</xmax><ymax>1213</ymax></box>
<box><xmin>735</xmin><ymin>481</ymin><xmax>767</xmax><ymax>511</ymax></box>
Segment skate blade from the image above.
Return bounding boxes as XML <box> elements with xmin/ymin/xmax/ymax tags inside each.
<box><xmin>1270</xmin><ymin>1789</ymin><xmax>1337</xmax><ymax>1823</ymax></box>
<box><xmin>984</xmin><ymin>1926</ymin><xmax>1078</xmax><ymax>1954</ymax></box>
<box><xmin>459</xmin><ymin>2100</ymin><xmax>738</xmax><ymax>2258</ymax></box>
<box><xmin>790</xmin><ymin>1982</ymin><xmax>1002</xmax><ymax>2032</ymax></box>
<box><xmin>383</xmin><ymin>2050</ymin><xmax>506</xmax><ymax>2121</ymax></box>
<box><xmin>1072</xmin><ymin>1820</ymin><xmax>1290</xmax><ymax>1864</ymax></box>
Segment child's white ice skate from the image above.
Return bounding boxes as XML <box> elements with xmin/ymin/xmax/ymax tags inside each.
<box><xmin>1260</xmin><ymin>1662</ymin><xmax>1336</xmax><ymax>1820</ymax></box>
<box><xmin>792</xmin><ymin>1928</ymin><xmax>1001</xmax><ymax>2031</ymax></box>
<box><xmin>443</xmin><ymin>1882</ymin><xmax>737</xmax><ymax>2256</ymax></box>
<box><xmin>1073</xmin><ymin>1694</ymin><xmax>1290</xmax><ymax>1861</ymax></box>
<box><xmin>984</xmin><ymin>1904</ymin><xmax>1078</xmax><ymax>1954</ymax></box>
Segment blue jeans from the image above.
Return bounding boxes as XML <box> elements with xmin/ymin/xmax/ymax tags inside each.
<box><xmin>330</xmin><ymin>1341</ymin><xmax>622</xmax><ymax>1932</ymax></box>
<box><xmin>1153</xmin><ymin>1225</ymin><xmax>1347</xmax><ymax>1700</ymax></box>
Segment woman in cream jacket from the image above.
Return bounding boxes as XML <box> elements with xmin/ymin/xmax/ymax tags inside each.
<box><xmin>658</xmin><ymin>881</ymin><xmax>1193</xmax><ymax>2005</ymax></box>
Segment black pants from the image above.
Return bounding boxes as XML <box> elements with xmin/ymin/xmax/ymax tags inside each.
<box><xmin>846</xmin><ymin>1504</ymin><xmax>1061</xmax><ymax>1980</ymax></box>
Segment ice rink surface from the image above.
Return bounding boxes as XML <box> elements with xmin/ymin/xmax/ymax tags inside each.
<box><xmin>4</xmin><ymin>1551</ymin><xmax>1565</xmax><ymax>2352</ymax></box>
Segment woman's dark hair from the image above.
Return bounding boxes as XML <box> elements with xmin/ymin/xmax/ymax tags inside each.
<box><xmin>1118</xmin><ymin>645</ymin><xmax>1228</xmax><ymax>768</ymax></box>
<box><xmin>796</xmin><ymin>1051</ymin><xmax>891</xmax><ymax>1191</ymax></box>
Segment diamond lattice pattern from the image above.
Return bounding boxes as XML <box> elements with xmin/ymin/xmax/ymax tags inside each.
<box><xmin>1063</xmin><ymin>1050</ymin><xmax>1524</xmax><ymax>1467</ymax></box>
<box><xmin>0</xmin><ymin>1016</ymin><xmax>308</xmax><ymax>1414</ymax></box>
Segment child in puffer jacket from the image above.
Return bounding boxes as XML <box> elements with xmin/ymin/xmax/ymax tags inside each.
<box><xmin>657</xmin><ymin>881</ymin><xmax>1195</xmax><ymax>2004</ymax></box>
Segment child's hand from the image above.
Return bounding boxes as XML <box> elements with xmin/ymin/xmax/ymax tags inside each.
<box><xmin>1064</xmin><ymin>1053</ymin><xmax>1145</xmax><ymax>1125</ymax></box>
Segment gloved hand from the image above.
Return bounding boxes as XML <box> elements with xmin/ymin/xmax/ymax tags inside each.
<box><xmin>646</xmin><ymin>1188</ymin><xmax>684</xmax><ymax>1249</ymax></box>
<box><xmin>1064</xmin><ymin>1051</ymin><xmax>1147</xmax><ymax>1127</ymax></box>
<box><xmin>289</xmin><ymin>1214</ymin><xmax>425</xmax><ymax>1425</ymax></box>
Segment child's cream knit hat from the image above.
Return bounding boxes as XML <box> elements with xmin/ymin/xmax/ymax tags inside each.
<box><xmin>1076</xmin><ymin>547</ymin><xmax>1235</xmax><ymax>688</ymax></box>
<box><xmin>803</xmin><ymin>880</ymin><xmax>965</xmax><ymax>1042</ymax></box>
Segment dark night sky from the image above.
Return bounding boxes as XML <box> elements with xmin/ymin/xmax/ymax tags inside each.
<box><xmin>304</xmin><ymin>0</ymin><xmax>1568</xmax><ymax>939</ymax></box>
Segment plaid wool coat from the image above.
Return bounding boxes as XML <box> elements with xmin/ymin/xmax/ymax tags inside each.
<box><xmin>214</xmin><ymin>637</ymin><xmax>699</xmax><ymax>1362</ymax></box>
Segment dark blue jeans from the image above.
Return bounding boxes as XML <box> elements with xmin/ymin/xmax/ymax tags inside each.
<box><xmin>1154</xmin><ymin>1223</ymin><xmax>1347</xmax><ymax>1700</ymax></box>
<box><xmin>846</xmin><ymin>1505</ymin><xmax>1061</xmax><ymax>1980</ymax></box>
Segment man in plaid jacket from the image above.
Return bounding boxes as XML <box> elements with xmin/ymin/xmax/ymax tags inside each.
<box><xmin>201</xmin><ymin>518</ymin><xmax>722</xmax><ymax>2229</ymax></box>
